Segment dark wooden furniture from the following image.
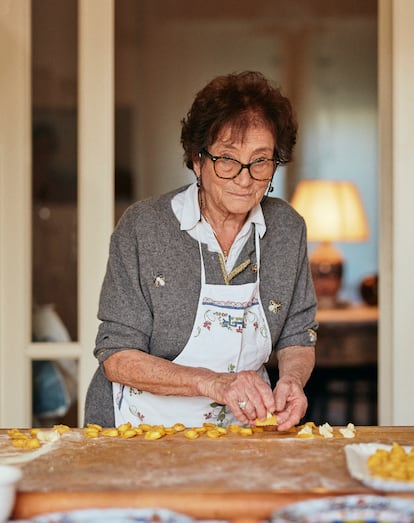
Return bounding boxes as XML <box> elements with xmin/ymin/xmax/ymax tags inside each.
<box><xmin>305</xmin><ymin>305</ymin><xmax>378</xmax><ymax>425</ymax></box>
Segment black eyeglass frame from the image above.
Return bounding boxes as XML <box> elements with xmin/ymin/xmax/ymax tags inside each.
<box><xmin>201</xmin><ymin>148</ymin><xmax>279</xmax><ymax>181</ymax></box>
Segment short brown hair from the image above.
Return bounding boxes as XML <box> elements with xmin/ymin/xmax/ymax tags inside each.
<box><xmin>180</xmin><ymin>71</ymin><xmax>297</xmax><ymax>170</ymax></box>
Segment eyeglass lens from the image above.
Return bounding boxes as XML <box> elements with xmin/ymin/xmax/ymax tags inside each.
<box><xmin>214</xmin><ymin>157</ymin><xmax>275</xmax><ymax>180</ymax></box>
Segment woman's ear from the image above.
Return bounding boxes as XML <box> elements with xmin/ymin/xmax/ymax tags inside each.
<box><xmin>192</xmin><ymin>153</ymin><xmax>202</xmax><ymax>177</ymax></box>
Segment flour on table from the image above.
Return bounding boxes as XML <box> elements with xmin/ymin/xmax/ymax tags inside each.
<box><xmin>0</xmin><ymin>434</ymin><xmax>60</xmax><ymax>465</ymax></box>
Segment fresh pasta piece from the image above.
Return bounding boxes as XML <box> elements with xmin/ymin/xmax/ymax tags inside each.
<box><xmin>296</xmin><ymin>422</ymin><xmax>315</xmax><ymax>438</ymax></box>
<box><xmin>25</xmin><ymin>438</ymin><xmax>41</xmax><ymax>449</ymax></box>
<box><xmin>121</xmin><ymin>429</ymin><xmax>138</xmax><ymax>439</ymax></box>
<box><xmin>84</xmin><ymin>427</ymin><xmax>100</xmax><ymax>438</ymax></box>
<box><xmin>239</xmin><ymin>427</ymin><xmax>253</xmax><ymax>436</ymax></box>
<box><xmin>8</xmin><ymin>429</ymin><xmax>29</xmax><ymax>440</ymax></box>
<box><xmin>255</xmin><ymin>412</ymin><xmax>278</xmax><ymax>427</ymax></box>
<box><xmin>101</xmin><ymin>428</ymin><xmax>119</xmax><ymax>437</ymax></box>
<box><xmin>339</xmin><ymin>423</ymin><xmax>356</xmax><ymax>438</ymax></box>
<box><xmin>184</xmin><ymin>429</ymin><xmax>200</xmax><ymax>440</ymax></box>
<box><xmin>203</xmin><ymin>422</ymin><xmax>217</xmax><ymax>430</ymax></box>
<box><xmin>172</xmin><ymin>423</ymin><xmax>186</xmax><ymax>432</ymax></box>
<box><xmin>86</xmin><ymin>423</ymin><xmax>102</xmax><ymax>431</ymax></box>
<box><xmin>319</xmin><ymin>423</ymin><xmax>334</xmax><ymax>439</ymax></box>
<box><xmin>53</xmin><ymin>424</ymin><xmax>71</xmax><ymax>434</ymax></box>
<box><xmin>12</xmin><ymin>436</ymin><xmax>41</xmax><ymax>450</ymax></box>
<box><xmin>206</xmin><ymin>429</ymin><xmax>222</xmax><ymax>439</ymax></box>
<box><xmin>137</xmin><ymin>423</ymin><xmax>152</xmax><ymax>432</ymax></box>
<box><xmin>117</xmin><ymin>422</ymin><xmax>132</xmax><ymax>434</ymax></box>
<box><xmin>36</xmin><ymin>429</ymin><xmax>60</xmax><ymax>443</ymax></box>
<box><xmin>144</xmin><ymin>430</ymin><xmax>164</xmax><ymax>440</ymax></box>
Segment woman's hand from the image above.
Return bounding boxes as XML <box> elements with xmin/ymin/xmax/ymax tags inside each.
<box><xmin>273</xmin><ymin>345</ymin><xmax>315</xmax><ymax>431</ymax></box>
<box><xmin>272</xmin><ymin>376</ymin><xmax>308</xmax><ymax>431</ymax></box>
<box><xmin>104</xmin><ymin>350</ymin><xmax>274</xmax><ymax>424</ymax></box>
<box><xmin>200</xmin><ymin>370</ymin><xmax>276</xmax><ymax>425</ymax></box>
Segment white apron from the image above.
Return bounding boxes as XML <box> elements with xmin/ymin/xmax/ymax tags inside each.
<box><xmin>112</xmin><ymin>230</ymin><xmax>272</xmax><ymax>427</ymax></box>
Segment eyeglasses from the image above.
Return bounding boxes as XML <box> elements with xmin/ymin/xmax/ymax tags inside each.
<box><xmin>202</xmin><ymin>149</ymin><xmax>278</xmax><ymax>181</ymax></box>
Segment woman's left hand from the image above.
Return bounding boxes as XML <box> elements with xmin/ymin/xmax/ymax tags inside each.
<box><xmin>272</xmin><ymin>376</ymin><xmax>308</xmax><ymax>431</ymax></box>
<box><xmin>273</xmin><ymin>345</ymin><xmax>315</xmax><ymax>431</ymax></box>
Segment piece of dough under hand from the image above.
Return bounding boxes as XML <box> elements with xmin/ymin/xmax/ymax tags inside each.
<box><xmin>255</xmin><ymin>412</ymin><xmax>278</xmax><ymax>430</ymax></box>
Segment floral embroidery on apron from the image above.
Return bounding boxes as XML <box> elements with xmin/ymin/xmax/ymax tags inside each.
<box><xmin>112</xmin><ymin>228</ymin><xmax>272</xmax><ymax>427</ymax></box>
<box><xmin>196</xmin><ymin>295</ymin><xmax>269</xmax><ymax>338</ymax></box>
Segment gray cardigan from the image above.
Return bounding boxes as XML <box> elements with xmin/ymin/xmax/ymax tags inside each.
<box><xmin>84</xmin><ymin>185</ymin><xmax>318</xmax><ymax>427</ymax></box>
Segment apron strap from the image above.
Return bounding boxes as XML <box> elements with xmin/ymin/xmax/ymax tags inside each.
<box><xmin>197</xmin><ymin>237</ymin><xmax>207</xmax><ymax>285</ymax></box>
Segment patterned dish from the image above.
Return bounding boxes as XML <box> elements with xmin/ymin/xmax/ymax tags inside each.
<box><xmin>31</xmin><ymin>508</ymin><xmax>194</xmax><ymax>523</ymax></box>
<box><xmin>271</xmin><ymin>494</ymin><xmax>414</xmax><ymax>523</ymax></box>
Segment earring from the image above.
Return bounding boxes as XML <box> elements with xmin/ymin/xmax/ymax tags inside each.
<box><xmin>196</xmin><ymin>176</ymin><xmax>202</xmax><ymax>188</ymax></box>
<box><xmin>267</xmin><ymin>173</ymin><xmax>275</xmax><ymax>195</ymax></box>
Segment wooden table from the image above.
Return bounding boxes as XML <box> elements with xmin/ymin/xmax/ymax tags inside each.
<box><xmin>2</xmin><ymin>426</ymin><xmax>414</xmax><ymax>521</ymax></box>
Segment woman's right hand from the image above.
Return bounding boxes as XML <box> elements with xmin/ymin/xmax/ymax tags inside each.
<box><xmin>104</xmin><ymin>351</ymin><xmax>276</xmax><ymax>425</ymax></box>
<box><xmin>199</xmin><ymin>370</ymin><xmax>276</xmax><ymax>425</ymax></box>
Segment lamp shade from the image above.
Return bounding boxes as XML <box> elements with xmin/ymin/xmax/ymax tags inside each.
<box><xmin>290</xmin><ymin>180</ymin><xmax>369</xmax><ymax>242</ymax></box>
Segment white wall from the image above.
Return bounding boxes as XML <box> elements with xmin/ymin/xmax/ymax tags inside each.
<box><xmin>117</xmin><ymin>5</ymin><xmax>378</xmax><ymax>301</ymax></box>
<box><xmin>387</xmin><ymin>0</ymin><xmax>414</xmax><ymax>423</ymax></box>
<box><xmin>134</xmin><ymin>21</ymin><xmax>283</xmax><ymax>198</ymax></box>
<box><xmin>298</xmin><ymin>19</ymin><xmax>378</xmax><ymax>301</ymax></box>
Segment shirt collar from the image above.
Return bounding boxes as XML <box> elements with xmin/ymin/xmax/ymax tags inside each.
<box><xmin>173</xmin><ymin>182</ymin><xmax>267</xmax><ymax>238</ymax></box>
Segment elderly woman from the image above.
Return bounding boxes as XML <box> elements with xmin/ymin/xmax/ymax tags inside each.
<box><xmin>85</xmin><ymin>71</ymin><xmax>317</xmax><ymax>431</ymax></box>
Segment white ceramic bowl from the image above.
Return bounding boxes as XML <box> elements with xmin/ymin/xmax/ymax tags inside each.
<box><xmin>0</xmin><ymin>465</ymin><xmax>22</xmax><ymax>522</ymax></box>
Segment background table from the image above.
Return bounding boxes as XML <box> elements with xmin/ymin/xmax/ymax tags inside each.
<box><xmin>306</xmin><ymin>305</ymin><xmax>378</xmax><ymax>426</ymax></box>
<box><xmin>266</xmin><ymin>305</ymin><xmax>378</xmax><ymax>426</ymax></box>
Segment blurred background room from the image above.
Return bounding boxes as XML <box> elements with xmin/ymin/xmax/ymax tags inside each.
<box><xmin>2</xmin><ymin>0</ymin><xmax>414</xmax><ymax>429</ymax></box>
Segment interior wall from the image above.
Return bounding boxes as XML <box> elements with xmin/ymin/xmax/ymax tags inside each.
<box><xmin>29</xmin><ymin>0</ymin><xmax>378</xmax><ymax>328</ymax></box>
<box><xmin>115</xmin><ymin>0</ymin><xmax>378</xmax><ymax>301</ymax></box>
<box><xmin>390</xmin><ymin>0</ymin><xmax>414</xmax><ymax>423</ymax></box>
<box><xmin>296</xmin><ymin>18</ymin><xmax>378</xmax><ymax>301</ymax></box>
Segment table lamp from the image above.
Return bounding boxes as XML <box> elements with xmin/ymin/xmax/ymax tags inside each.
<box><xmin>290</xmin><ymin>179</ymin><xmax>369</xmax><ymax>308</ymax></box>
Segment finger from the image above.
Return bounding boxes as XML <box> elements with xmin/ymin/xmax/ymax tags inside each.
<box><xmin>248</xmin><ymin>385</ymin><xmax>276</xmax><ymax>420</ymax></box>
<box><xmin>226</xmin><ymin>372</ymin><xmax>274</xmax><ymax>420</ymax></box>
<box><xmin>232</xmin><ymin>402</ymin><xmax>250</xmax><ymax>424</ymax></box>
<box><xmin>234</xmin><ymin>397</ymin><xmax>257</xmax><ymax>423</ymax></box>
<box><xmin>244</xmin><ymin>399</ymin><xmax>257</xmax><ymax>419</ymax></box>
<box><xmin>273</xmin><ymin>384</ymin><xmax>289</xmax><ymax>412</ymax></box>
<box><xmin>250</xmin><ymin>378</ymin><xmax>277</xmax><ymax>413</ymax></box>
<box><xmin>276</xmin><ymin>412</ymin><xmax>301</xmax><ymax>431</ymax></box>
<box><xmin>275</xmin><ymin>397</ymin><xmax>307</xmax><ymax>431</ymax></box>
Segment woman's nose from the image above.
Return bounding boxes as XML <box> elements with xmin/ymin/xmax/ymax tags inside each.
<box><xmin>235</xmin><ymin>166</ymin><xmax>253</xmax><ymax>185</ymax></box>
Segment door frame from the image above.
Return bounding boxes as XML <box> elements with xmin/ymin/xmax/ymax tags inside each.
<box><xmin>0</xmin><ymin>0</ymin><xmax>114</xmax><ymax>427</ymax></box>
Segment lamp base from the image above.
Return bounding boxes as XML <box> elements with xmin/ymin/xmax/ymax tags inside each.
<box><xmin>310</xmin><ymin>242</ymin><xmax>343</xmax><ymax>309</ymax></box>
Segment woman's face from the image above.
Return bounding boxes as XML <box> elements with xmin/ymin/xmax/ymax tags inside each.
<box><xmin>194</xmin><ymin>122</ymin><xmax>275</xmax><ymax>219</ymax></box>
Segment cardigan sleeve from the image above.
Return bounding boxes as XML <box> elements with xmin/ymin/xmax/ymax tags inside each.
<box><xmin>94</xmin><ymin>205</ymin><xmax>153</xmax><ymax>362</ymax></box>
<box><xmin>274</xmin><ymin>219</ymin><xmax>318</xmax><ymax>350</ymax></box>
<box><xmin>259</xmin><ymin>197</ymin><xmax>318</xmax><ymax>352</ymax></box>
